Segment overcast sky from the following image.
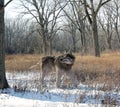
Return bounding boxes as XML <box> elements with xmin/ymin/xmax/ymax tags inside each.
<box><xmin>5</xmin><ymin>0</ymin><xmax>20</xmax><ymax>18</ymax></box>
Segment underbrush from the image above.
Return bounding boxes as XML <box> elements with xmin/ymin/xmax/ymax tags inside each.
<box><xmin>5</xmin><ymin>52</ymin><xmax>120</xmax><ymax>89</ymax></box>
<box><xmin>6</xmin><ymin>71</ymin><xmax>120</xmax><ymax>106</ymax></box>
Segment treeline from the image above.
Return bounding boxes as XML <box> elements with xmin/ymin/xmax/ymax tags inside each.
<box><xmin>5</xmin><ymin>0</ymin><xmax>120</xmax><ymax>56</ymax></box>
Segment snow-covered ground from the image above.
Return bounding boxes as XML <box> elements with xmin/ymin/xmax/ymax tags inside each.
<box><xmin>0</xmin><ymin>71</ymin><xmax>120</xmax><ymax>107</ymax></box>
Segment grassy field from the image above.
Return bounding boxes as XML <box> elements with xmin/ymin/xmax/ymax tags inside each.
<box><xmin>4</xmin><ymin>52</ymin><xmax>120</xmax><ymax>106</ymax></box>
<box><xmin>5</xmin><ymin>51</ymin><xmax>120</xmax><ymax>89</ymax></box>
<box><xmin>5</xmin><ymin>54</ymin><xmax>42</xmax><ymax>72</ymax></box>
<box><xmin>5</xmin><ymin>51</ymin><xmax>120</xmax><ymax>72</ymax></box>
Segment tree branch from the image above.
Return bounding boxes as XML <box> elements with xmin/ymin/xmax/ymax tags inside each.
<box><xmin>0</xmin><ymin>0</ymin><xmax>13</xmax><ymax>12</ymax></box>
<box><xmin>101</xmin><ymin>0</ymin><xmax>111</xmax><ymax>6</ymax></box>
<box><xmin>83</xmin><ymin>0</ymin><xmax>92</xmax><ymax>24</ymax></box>
<box><xmin>96</xmin><ymin>0</ymin><xmax>111</xmax><ymax>14</ymax></box>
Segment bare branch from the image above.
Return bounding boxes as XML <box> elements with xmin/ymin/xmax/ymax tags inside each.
<box><xmin>83</xmin><ymin>0</ymin><xmax>92</xmax><ymax>24</ymax></box>
<box><xmin>0</xmin><ymin>0</ymin><xmax>13</xmax><ymax>12</ymax></box>
<box><xmin>5</xmin><ymin>0</ymin><xmax>13</xmax><ymax>7</ymax></box>
<box><xmin>96</xmin><ymin>0</ymin><xmax>111</xmax><ymax>14</ymax></box>
<box><xmin>101</xmin><ymin>0</ymin><xmax>111</xmax><ymax>6</ymax></box>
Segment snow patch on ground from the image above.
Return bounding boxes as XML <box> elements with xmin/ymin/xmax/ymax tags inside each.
<box><xmin>0</xmin><ymin>72</ymin><xmax>120</xmax><ymax>107</ymax></box>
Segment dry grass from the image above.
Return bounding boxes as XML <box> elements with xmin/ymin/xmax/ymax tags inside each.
<box><xmin>5</xmin><ymin>52</ymin><xmax>120</xmax><ymax>86</ymax></box>
<box><xmin>74</xmin><ymin>51</ymin><xmax>120</xmax><ymax>73</ymax></box>
<box><xmin>72</xmin><ymin>52</ymin><xmax>120</xmax><ymax>89</ymax></box>
<box><xmin>5</xmin><ymin>52</ymin><xmax>120</xmax><ymax>73</ymax></box>
<box><xmin>5</xmin><ymin>54</ymin><xmax>43</xmax><ymax>72</ymax></box>
<box><xmin>5</xmin><ymin>52</ymin><xmax>120</xmax><ymax>106</ymax></box>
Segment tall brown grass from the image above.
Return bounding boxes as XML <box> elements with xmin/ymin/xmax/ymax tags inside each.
<box><xmin>5</xmin><ymin>54</ymin><xmax>43</xmax><ymax>72</ymax></box>
<box><xmin>5</xmin><ymin>52</ymin><xmax>120</xmax><ymax>87</ymax></box>
<box><xmin>73</xmin><ymin>52</ymin><xmax>120</xmax><ymax>90</ymax></box>
<box><xmin>5</xmin><ymin>52</ymin><xmax>120</xmax><ymax>73</ymax></box>
<box><xmin>74</xmin><ymin>52</ymin><xmax>120</xmax><ymax>73</ymax></box>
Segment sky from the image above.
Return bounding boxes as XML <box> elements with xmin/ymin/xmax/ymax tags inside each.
<box><xmin>5</xmin><ymin>0</ymin><xmax>20</xmax><ymax>18</ymax></box>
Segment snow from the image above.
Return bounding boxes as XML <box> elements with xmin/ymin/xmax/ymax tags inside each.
<box><xmin>0</xmin><ymin>95</ymin><xmax>90</xmax><ymax>107</ymax></box>
<box><xmin>0</xmin><ymin>90</ymin><xmax>102</xmax><ymax>107</ymax></box>
<box><xmin>0</xmin><ymin>72</ymin><xmax>120</xmax><ymax>107</ymax></box>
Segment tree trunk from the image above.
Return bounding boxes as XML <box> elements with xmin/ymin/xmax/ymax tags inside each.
<box><xmin>0</xmin><ymin>0</ymin><xmax>9</xmax><ymax>89</ymax></box>
<box><xmin>92</xmin><ymin>17</ymin><xmax>100</xmax><ymax>57</ymax></box>
<box><xmin>115</xmin><ymin>23</ymin><xmax>120</xmax><ymax>44</ymax></box>
<box><xmin>81</xmin><ymin>33</ymin><xmax>87</xmax><ymax>55</ymax></box>
<box><xmin>42</xmin><ymin>36</ymin><xmax>47</xmax><ymax>56</ymax></box>
<box><xmin>72</xmin><ymin>35</ymin><xmax>76</xmax><ymax>53</ymax></box>
<box><xmin>48</xmin><ymin>40</ymin><xmax>52</xmax><ymax>55</ymax></box>
<box><xmin>71</xmin><ymin>29</ymin><xmax>76</xmax><ymax>53</ymax></box>
<box><xmin>80</xmin><ymin>23</ymin><xmax>87</xmax><ymax>55</ymax></box>
<box><xmin>107</xmin><ymin>36</ymin><xmax>112</xmax><ymax>50</ymax></box>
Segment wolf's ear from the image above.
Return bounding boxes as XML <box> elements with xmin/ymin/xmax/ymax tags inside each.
<box><xmin>63</xmin><ymin>50</ymin><xmax>67</xmax><ymax>54</ymax></box>
<box><xmin>68</xmin><ymin>49</ymin><xmax>72</xmax><ymax>54</ymax></box>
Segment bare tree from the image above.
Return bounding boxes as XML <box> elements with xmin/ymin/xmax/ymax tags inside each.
<box><xmin>0</xmin><ymin>0</ymin><xmax>10</xmax><ymax>89</ymax></box>
<box><xmin>68</xmin><ymin>22</ymin><xmax>77</xmax><ymax>52</ymax></box>
<box><xmin>19</xmin><ymin>0</ymin><xmax>67</xmax><ymax>55</ymax></box>
<box><xmin>112</xmin><ymin>0</ymin><xmax>120</xmax><ymax>44</ymax></box>
<box><xmin>80</xmin><ymin>0</ymin><xmax>111</xmax><ymax>57</ymax></box>
<box><xmin>5</xmin><ymin>18</ymin><xmax>29</xmax><ymax>54</ymax></box>
<box><xmin>98</xmin><ymin>5</ymin><xmax>114</xmax><ymax>50</ymax></box>
<box><xmin>58</xmin><ymin>0</ymin><xmax>87</xmax><ymax>54</ymax></box>
<box><xmin>98</xmin><ymin>0</ymin><xmax>120</xmax><ymax>50</ymax></box>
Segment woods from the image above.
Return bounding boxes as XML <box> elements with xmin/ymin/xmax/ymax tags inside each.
<box><xmin>4</xmin><ymin>0</ymin><xmax>120</xmax><ymax>56</ymax></box>
<box><xmin>3</xmin><ymin>0</ymin><xmax>120</xmax><ymax>56</ymax></box>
